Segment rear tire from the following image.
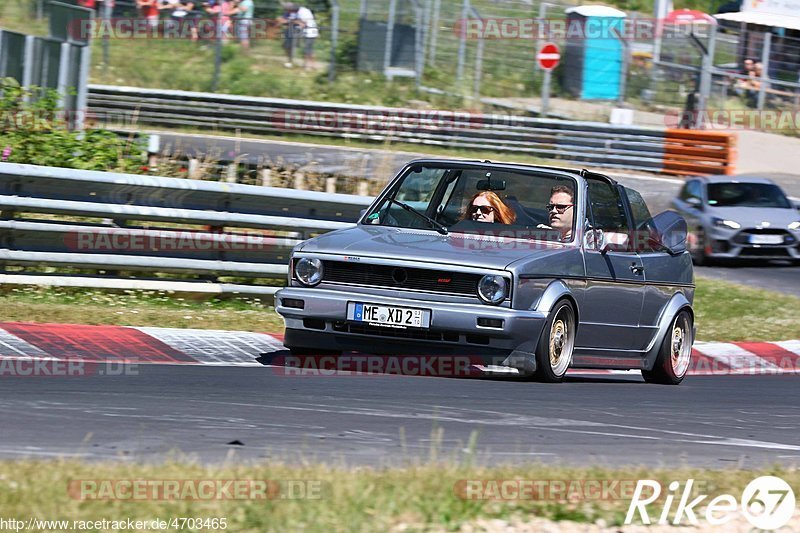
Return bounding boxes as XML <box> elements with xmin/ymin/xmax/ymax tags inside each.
<box><xmin>533</xmin><ymin>299</ymin><xmax>576</xmax><ymax>383</ymax></box>
<box><xmin>642</xmin><ymin>310</ymin><xmax>693</xmax><ymax>385</ymax></box>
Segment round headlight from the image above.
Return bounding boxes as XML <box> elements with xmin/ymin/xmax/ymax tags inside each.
<box><xmin>295</xmin><ymin>258</ymin><xmax>323</xmax><ymax>286</ymax></box>
<box><xmin>477</xmin><ymin>275</ymin><xmax>508</xmax><ymax>305</ymax></box>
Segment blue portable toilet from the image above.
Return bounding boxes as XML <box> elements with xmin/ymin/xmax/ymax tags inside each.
<box><xmin>561</xmin><ymin>5</ymin><xmax>627</xmax><ymax>100</ymax></box>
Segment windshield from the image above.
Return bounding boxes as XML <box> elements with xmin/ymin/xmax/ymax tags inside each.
<box><xmin>363</xmin><ymin>164</ymin><xmax>578</xmax><ymax>242</ymax></box>
<box><xmin>707</xmin><ymin>182</ymin><xmax>791</xmax><ymax>208</ymax></box>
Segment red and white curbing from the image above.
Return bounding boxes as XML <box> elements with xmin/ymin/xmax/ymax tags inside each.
<box><xmin>0</xmin><ymin>322</ymin><xmax>798</xmax><ymax>376</ymax></box>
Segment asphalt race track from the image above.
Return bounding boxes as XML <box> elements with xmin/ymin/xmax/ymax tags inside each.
<box><xmin>1</xmin><ymin>364</ymin><xmax>798</xmax><ymax>468</ymax></box>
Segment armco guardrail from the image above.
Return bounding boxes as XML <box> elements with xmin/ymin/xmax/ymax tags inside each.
<box><xmin>87</xmin><ymin>85</ymin><xmax>737</xmax><ymax>176</ymax></box>
<box><xmin>0</xmin><ymin>163</ymin><xmax>372</xmax><ymax>297</ymax></box>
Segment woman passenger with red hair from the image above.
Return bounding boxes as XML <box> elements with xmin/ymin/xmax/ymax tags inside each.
<box><xmin>462</xmin><ymin>191</ymin><xmax>517</xmax><ymax>224</ymax></box>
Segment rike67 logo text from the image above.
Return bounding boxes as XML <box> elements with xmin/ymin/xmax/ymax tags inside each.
<box><xmin>625</xmin><ymin>476</ymin><xmax>796</xmax><ymax>530</ymax></box>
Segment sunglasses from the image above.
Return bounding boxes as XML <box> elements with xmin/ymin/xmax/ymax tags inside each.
<box><xmin>469</xmin><ymin>205</ymin><xmax>496</xmax><ymax>216</ymax></box>
<box><xmin>546</xmin><ymin>203</ymin><xmax>573</xmax><ymax>213</ymax></box>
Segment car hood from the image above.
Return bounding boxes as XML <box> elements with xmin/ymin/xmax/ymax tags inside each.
<box><xmin>706</xmin><ymin>206</ymin><xmax>799</xmax><ymax>229</ymax></box>
<box><xmin>296</xmin><ymin>226</ymin><xmax>569</xmax><ymax>270</ymax></box>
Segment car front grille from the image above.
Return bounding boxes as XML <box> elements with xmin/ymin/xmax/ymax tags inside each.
<box><xmin>320</xmin><ymin>260</ymin><xmax>483</xmax><ymax>296</ymax></box>
<box><xmin>341</xmin><ymin>322</ymin><xmax>489</xmax><ymax>344</ymax></box>
<box><xmin>739</xmin><ymin>248</ymin><xmax>792</xmax><ymax>257</ymax></box>
<box><xmin>733</xmin><ymin>229</ymin><xmax>795</xmax><ymax>246</ymax></box>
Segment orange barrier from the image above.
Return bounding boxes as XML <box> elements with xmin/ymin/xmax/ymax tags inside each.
<box><xmin>663</xmin><ymin>130</ymin><xmax>737</xmax><ymax>176</ymax></box>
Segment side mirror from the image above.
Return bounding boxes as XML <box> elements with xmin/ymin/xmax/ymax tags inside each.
<box><xmin>359</xmin><ymin>209</ymin><xmax>367</xmax><ymax>219</ymax></box>
<box><xmin>584</xmin><ymin>228</ymin><xmax>606</xmax><ymax>252</ymax></box>
<box><xmin>650</xmin><ymin>211</ymin><xmax>688</xmax><ymax>255</ymax></box>
<box><xmin>686</xmin><ymin>197</ymin><xmax>703</xmax><ymax>210</ymax></box>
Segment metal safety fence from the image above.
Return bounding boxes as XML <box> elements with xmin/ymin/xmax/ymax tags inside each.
<box><xmin>0</xmin><ymin>162</ymin><xmax>371</xmax><ymax>297</ymax></box>
<box><xmin>87</xmin><ymin>84</ymin><xmax>737</xmax><ymax>176</ymax></box>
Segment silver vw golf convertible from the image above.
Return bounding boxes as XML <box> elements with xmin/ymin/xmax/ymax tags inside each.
<box><xmin>276</xmin><ymin>160</ymin><xmax>695</xmax><ymax>384</ymax></box>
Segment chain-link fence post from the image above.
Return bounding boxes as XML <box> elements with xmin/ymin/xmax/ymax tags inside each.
<box><xmin>757</xmin><ymin>31</ymin><xmax>771</xmax><ymax>111</ymax></box>
<box><xmin>211</xmin><ymin>18</ymin><xmax>222</xmax><ymax>92</ymax></box>
<box><xmin>328</xmin><ymin>0</ymin><xmax>339</xmax><ymax>82</ymax></box>
<box><xmin>102</xmin><ymin>0</ymin><xmax>111</xmax><ymax>75</ymax></box>
<box><xmin>428</xmin><ymin>0</ymin><xmax>440</xmax><ymax>66</ymax></box>
<box><xmin>695</xmin><ymin>26</ymin><xmax>716</xmax><ymax>128</ymax></box>
<box><xmin>616</xmin><ymin>26</ymin><xmax>629</xmax><ymax>106</ymax></box>
<box><xmin>383</xmin><ymin>0</ymin><xmax>397</xmax><ymax>74</ymax></box>
<box><xmin>534</xmin><ymin>2</ymin><xmax>550</xmax><ymax>74</ymax></box>
<box><xmin>421</xmin><ymin>0</ymin><xmax>431</xmax><ymax>76</ymax></box>
<box><xmin>473</xmin><ymin>28</ymin><xmax>484</xmax><ymax>101</ymax></box>
<box><xmin>456</xmin><ymin>0</ymin><xmax>469</xmax><ymax>81</ymax></box>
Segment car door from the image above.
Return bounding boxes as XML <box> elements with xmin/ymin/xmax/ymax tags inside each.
<box><xmin>577</xmin><ymin>179</ymin><xmax>648</xmax><ymax>352</ymax></box>
<box><xmin>625</xmin><ymin>187</ymin><xmax>690</xmax><ymax>349</ymax></box>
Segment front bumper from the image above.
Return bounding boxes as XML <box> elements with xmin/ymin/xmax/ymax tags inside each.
<box><xmin>704</xmin><ymin>227</ymin><xmax>800</xmax><ymax>260</ymax></box>
<box><xmin>275</xmin><ymin>287</ymin><xmax>548</xmax><ymax>367</ymax></box>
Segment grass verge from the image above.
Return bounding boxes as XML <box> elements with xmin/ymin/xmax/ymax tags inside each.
<box><xmin>693</xmin><ymin>276</ymin><xmax>800</xmax><ymax>342</ymax></box>
<box><xmin>0</xmin><ymin>287</ymin><xmax>284</xmax><ymax>332</ymax></box>
<box><xmin>0</xmin><ymin>460</ymin><xmax>797</xmax><ymax>532</ymax></box>
<box><xmin>0</xmin><ymin>278</ymin><xmax>798</xmax><ymax>341</ymax></box>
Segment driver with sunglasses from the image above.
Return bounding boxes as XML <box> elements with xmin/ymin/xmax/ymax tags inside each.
<box><xmin>536</xmin><ymin>185</ymin><xmax>574</xmax><ymax>242</ymax></box>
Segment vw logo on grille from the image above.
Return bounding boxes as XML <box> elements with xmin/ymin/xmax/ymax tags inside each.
<box><xmin>391</xmin><ymin>268</ymin><xmax>408</xmax><ymax>284</ymax></box>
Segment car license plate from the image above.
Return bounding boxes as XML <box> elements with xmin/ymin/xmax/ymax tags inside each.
<box><xmin>347</xmin><ymin>302</ymin><xmax>431</xmax><ymax>329</ymax></box>
<box><xmin>749</xmin><ymin>234</ymin><xmax>783</xmax><ymax>245</ymax></box>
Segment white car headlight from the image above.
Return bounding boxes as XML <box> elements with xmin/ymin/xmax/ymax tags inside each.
<box><xmin>712</xmin><ymin>217</ymin><xmax>741</xmax><ymax>229</ymax></box>
<box><xmin>295</xmin><ymin>257</ymin><xmax>323</xmax><ymax>286</ymax></box>
<box><xmin>477</xmin><ymin>275</ymin><xmax>508</xmax><ymax>305</ymax></box>
<box><xmin>789</xmin><ymin>221</ymin><xmax>800</xmax><ymax>231</ymax></box>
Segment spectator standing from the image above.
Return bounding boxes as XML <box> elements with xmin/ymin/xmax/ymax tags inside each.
<box><xmin>232</xmin><ymin>0</ymin><xmax>255</xmax><ymax>50</ymax></box>
<box><xmin>205</xmin><ymin>0</ymin><xmax>235</xmax><ymax>41</ymax></box>
<box><xmin>295</xmin><ymin>4</ymin><xmax>318</xmax><ymax>70</ymax></box>
<box><xmin>162</xmin><ymin>1</ymin><xmax>200</xmax><ymax>40</ymax></box>
<box><xmin>278</xmin><ymin>3</ymin><xmax>301</xmax><ymax>67</ymax></box>
<box><xmin>136</xmin><ymin>0</ymin><xmax>160</xmax><ymax>28</ymax></box>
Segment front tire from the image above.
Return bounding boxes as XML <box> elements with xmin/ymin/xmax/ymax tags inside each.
<box><xmin>642</xmin><ymin>310</ymin><xmax>693</xmax><ymax>385</ymax></box>
<box><xmin>533</xmin><ymin>299</ymin><xmax>576</xmax><ymax>383</ymax></box>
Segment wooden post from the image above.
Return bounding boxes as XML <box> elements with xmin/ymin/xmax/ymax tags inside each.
<box><xmin>325</xmin><ymin>176</ymin><xmax>337</xmax><ymax>194</ymax></box>
<box><xmin>260</xmin><ymin>168</ymin><xmax>272</xmax><ymax>187</ymax></box>
<box><xmin>188</xmin><ymin>158</ymin><xmax>200</xmax><ymax>179</ymax></box>
<box><xmin>294</xmin><ymin>172</ymin><xmax>306</xmax><ymax>190</ymax></box>
<box><xmin>357</xmin><ymin>180</ymin><xmax>369</xmax><ymax>196</ymax></box>
<box><xmin>226</xmin><ymin>163</ymin><xmax>238</xmax><ymax>183</ymax></box>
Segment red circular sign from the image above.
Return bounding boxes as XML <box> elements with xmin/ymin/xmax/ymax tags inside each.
<box><xmin>537</xmin><ymin>43</ymin><xmax>560</xmax><ymax>70</ymax></box>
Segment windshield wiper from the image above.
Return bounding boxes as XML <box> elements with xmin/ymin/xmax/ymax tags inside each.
<box><xmin>387</xmin><ymin>198</ymin><xmax>449</xmax><ymax>235</ymax></box>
